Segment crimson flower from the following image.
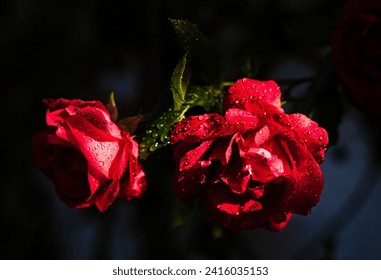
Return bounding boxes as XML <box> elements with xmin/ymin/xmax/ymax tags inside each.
<box><xmin>33</xmin><ymin>98</ymin><xmax>146</xmax><ymax>211</ymax></box>
<box><xmin>170</xmin><ymin>78</ymin><xmax>328</xmax><ymax>231</ymax></box>
<box><xmin>331</xmin><ymin>0</ymin><xmax>381</xmax><ymax>115</ymax></box>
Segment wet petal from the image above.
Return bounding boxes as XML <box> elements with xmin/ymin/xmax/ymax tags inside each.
<box><xmin>223</xmin><ymin>78</ymin><xmax>282</xmax><ymax>113</ymax></box>
<box><xmin>287</xmin><ymin>113</ymin><xmax>328</xmax><ymax>163</ymax></box>
<box><xmin>206</xmin><ymin>183</ymin><xmax>262</xmax><ymax>216</ymax></box>
<box><xmin>224</xmin><ymin>108</ymin><xmax>258</xmax><ymax>131</ymax></box>
<box><xmin>65</xmin><ymin>115</ymin><xmax>123</xmax><ymax>178</ymax></box>
<box><xmin>170</xmin><ymin>113</ymin><xmax>226</xmax><ymax>145</ymax></box>
<box><xmin>179</xmin><ymin>140</ymin><xmax>214</xmax><ymax>171</ymax></box>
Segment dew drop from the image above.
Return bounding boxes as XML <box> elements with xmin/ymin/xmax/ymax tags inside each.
<box><xmin>200</xmin><ymin>161</ymin><xmax>211</xmax><ymax>167</ymax></box>
<box><xmin>160</xmin><ymin>134</ymin><xmax>168</xmax><ymax>142</ymax></box>
<box><xmin>149</xmin><ymin>142</ymin><xmax>160</xmax><ymax>152</ymax></box>
<box><xmin>98</xmin><ymin>161</ymin><xmax>104</xmax><ymax>167</ymax></box>
<box><xmin>319</xmin><ymin>136</ymin><xmax>323</xmax><ymax>141</ymax></box>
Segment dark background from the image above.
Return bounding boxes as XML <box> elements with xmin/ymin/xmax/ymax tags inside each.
<box><xmin>2</xmin><ymin>0</ymin><xmax>381</xmax><ymax>259</ymax></box>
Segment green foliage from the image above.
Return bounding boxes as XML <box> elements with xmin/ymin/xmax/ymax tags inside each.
<box><xmin>139</xmin><ymin>85</ymin><xmax>224</xmax><ymax>159</ymax></box>
<box><xmin>171</xmin><ymin>52</ymin><xmax>191</xmax><ymax>111</ymax></box>
<box><xmin>139</xmin><ymin>105</ymin><xmax>189</xmax><ymax>160</ymax></box>
<box><xmin>139</xmin><ymin>19</ymin><xmax>226</xmax><ymax>159</ymax></box>
<box><xmin>169</xmin><ymin>18</ymin><xmax>223</xmax><ymax>85</ymax></box>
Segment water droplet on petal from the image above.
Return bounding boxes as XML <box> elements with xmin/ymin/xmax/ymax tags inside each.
<box><xmin>98</xmin><ymin>161</ymin><xmax>104</xmax><ymax>167</ymax></box>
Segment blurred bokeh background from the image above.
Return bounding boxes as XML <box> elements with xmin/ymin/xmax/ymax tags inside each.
<box><xmin>2</xmin><ymin>0</ymin><xmax>381</xmax><ymax>259</ymax></box>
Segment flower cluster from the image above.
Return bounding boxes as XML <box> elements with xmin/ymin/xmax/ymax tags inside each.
<box><xmin>32</xmin><ymin>78</ymin><xmax>328</xmax><ymax>232</ymax></box>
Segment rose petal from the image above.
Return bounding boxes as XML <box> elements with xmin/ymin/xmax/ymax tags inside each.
<box><xmin>209</xmin><ymin>134</ymin><xmax>240</xmax><ymax>166</ymax></box>
<box><xmin>118</xmin><ymin>138</ymin><xmax>147</xmax><ymax>199</ymax></box>
<box><xmin>206</xmin><ymin>183</ymin><xmax>262</xmax><ymax>216</ymax></box>
<box><xmin>219</xmin><ymin>152</ymin><xmax>252</xmax><ymax>194</ymax></box>
<box><xmin>66</xmin><ymin>115</ymin><xmax>123</xmax><ymax>178</ymax></box>
<box><xmin>223</xmin><ymin>78</ymin><xmax>282</xmax><ymax>113</ymax></box>
<box><xmin>224</xmin><ymin>108</ymin><xmax>258</xmax><ymax>131</ymax></box>
<box><xmin>93</xmin><ymin>179</ymin><xmax>119</xmax><ymax>212</ymax></box>
<box><xmin>170</xmin><ymin>113</ymin><xmax>226</xmax><ymax>145</ymax></box>
<box><xmin>45</xmin><ymin>98</ymin><xmax>106</xmax><ymax>127</ymax></box>
<box><xmin>287</xmin><ymin>113</ymin><xmax>328</xmax><ymax>163</ymax></box>
<box><xmin>179</xmin><ymin>140</ymin><xmax>214</xmax><ymax>171</ymax></box>
<box><xmin>267</xmin><ymin>213</ymin><xmax>292</xmax><ymax>231</ymax></box>
<box><xmin>277</xmin><ymin>138</ymin><xmax>324</xmax><ymax>215</ymax></box>
<box><xmin>173</xmin><ymin>167</ymin><xmax>207</xmax><ymax>202</ymax></box>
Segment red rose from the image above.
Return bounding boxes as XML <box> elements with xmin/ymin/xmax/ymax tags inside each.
<box><xmin>331</xmin><ymin>0</ymin><xmax>381</xmax><ymax>115</ymax></box>
<box><xmin>32</xmin><ymin>98</ymin><xmax>146</xmax><ymax>211</ymax></box>
<box><xmin>170</xmin><ymin>78</ymin><xmax>328</xmax><ymax>231</ymax></box>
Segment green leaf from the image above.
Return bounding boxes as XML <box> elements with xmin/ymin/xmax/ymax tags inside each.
<box><xmin>169</xmin><ymin>18</ymin><xmax>222</xmax><ymax>84</ymax></box>
<box><xmin>185</xmin><ymin>85</ymin><xmax>223</xmax><ymax>113</ymax></box>
<box><xmin>171</xmin><ymin>52</ymin><xmax>191</xmax><ymax>111</ymax></box>
<box><xmin>139</xmin><ymin>106</ymin><xmax>189</xmax><ymax>160</ymax></box>
<box><xmin>139</xmin><ymin>85</ymin><xmax>224</xmax><ymax>160</ymax></box>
